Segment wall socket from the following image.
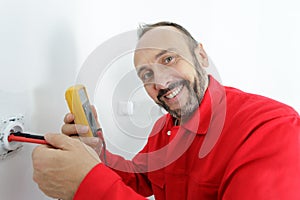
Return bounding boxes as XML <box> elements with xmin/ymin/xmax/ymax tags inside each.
<box><xmin>0</xmin><ymin>115</ymin><xmax>25</xmax><ymax>160</ymax></box>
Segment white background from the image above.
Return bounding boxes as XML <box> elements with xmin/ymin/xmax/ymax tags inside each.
<box><xmin>0</xmin><ymin>0</ymin><xmax>299</xmax><ymax>199</ymax></box>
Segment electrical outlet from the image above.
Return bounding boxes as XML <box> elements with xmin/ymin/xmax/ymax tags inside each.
<box><xmin>118</xmin><ymin>101</ymin><xmax>134</xmax><ymax>116</ymax></box>
<box><xmin>0</xmin><ymin>114</ymin><xmax>24</xmax><ymax>160</ymax></box>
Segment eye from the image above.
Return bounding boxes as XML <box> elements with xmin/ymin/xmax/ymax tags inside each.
<box><xmin>163</xmin><ymin>56</ymin><xmax>174</xmax><ymax>64</ymax></box>
<box><xmin>141</xmin><ymin>70</ymin><xmax>153</xmax><ymax>82</ymax></box>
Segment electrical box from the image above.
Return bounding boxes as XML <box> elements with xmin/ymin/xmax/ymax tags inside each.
<box><xmin>118</xmin><ymin>101</ymin><xmax>134</xmax><ymax>116</ymax></box>
<box><xmin>0</xmin><ymin>115</ymin><xmax>24</xmax><ymax>160</ymax></box>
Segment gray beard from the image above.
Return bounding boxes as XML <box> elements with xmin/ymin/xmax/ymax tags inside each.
<box><xmin>156</xmin><ymin>58</ymin><xmax>207</xmax><ymax>121</ymax></box>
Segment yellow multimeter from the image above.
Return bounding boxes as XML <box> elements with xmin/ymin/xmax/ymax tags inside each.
<box><xmin>65</xmin><ymin>85</ymin><xmax>98</xmax><ymax>137</ymax></box>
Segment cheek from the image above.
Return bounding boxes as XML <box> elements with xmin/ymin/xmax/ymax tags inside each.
<box><xmin>178</xmin><ymin>67</ymin><xmax>197</xmax><ymax>83</ymax></box>
<box><xmin>144</xmin><ymin>85</ymin><xmax>158</xmax><ymax>101</ymax></box>
<box><xmin>174</xmin><ymin>60</ymin><xmax>197</xmax><ymax>79</ymax></box>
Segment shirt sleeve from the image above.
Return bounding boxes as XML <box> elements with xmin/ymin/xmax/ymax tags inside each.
<box><xmin>219</xmin><ymin>115</ymin><xmax>300</xmax><ymax>200</ymax></box>
<box><xmin>73</xmin><ymin>163</ymin><xmax>147</xmax><ymax>200</ymax></box>
<box><xmin>96</xmin><ymin>116</ymin><xmax>168</xmax><ymax>197</ymax></box>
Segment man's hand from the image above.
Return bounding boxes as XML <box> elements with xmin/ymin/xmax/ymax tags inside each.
<box><xmin>61</xmin><ymin>113</ymin><xmax>89</xmax><ymax>136</ymax></box>
<box><xmin>32</xmin><ymin>133</ymin><xmax>100</xmax><ymax>200</ymax></box>
<box><xmin>61</xmin><ymin>105</ymin><xmax>100</xmax><ymax>136</ymax></box>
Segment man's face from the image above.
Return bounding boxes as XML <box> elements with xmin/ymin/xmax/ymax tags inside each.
<box><xmin>134</xmin><ymin>27</ymin><xmax>207</xmax><ymax>120</ymax></box>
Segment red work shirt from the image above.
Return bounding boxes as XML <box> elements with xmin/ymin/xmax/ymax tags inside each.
<box><xmin>74</xmin><ymin>76</ymin><xmax>300</xmax><ymax>200</ymax></box>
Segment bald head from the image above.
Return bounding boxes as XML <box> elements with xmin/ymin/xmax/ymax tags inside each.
<box><xmin>134</xmin><ymin>26</ymin><xmax>195</xmax><ymax>68</ymax></box>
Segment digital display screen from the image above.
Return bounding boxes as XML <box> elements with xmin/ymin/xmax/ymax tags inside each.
<box><xmin>79</xmin><ymin>88</ymin><xmax>98</xmax><ymax>137</ymax></box>
<box><xmin>79</xmin><ymin>88</ymin><xmax>88</xmax><ymax>103</ymax></box>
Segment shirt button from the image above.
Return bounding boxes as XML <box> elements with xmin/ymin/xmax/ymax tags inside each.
<box><xmin>167</xmin><ymin>130</ymin><xmax>171</xmax><ymax>136</ymax></box>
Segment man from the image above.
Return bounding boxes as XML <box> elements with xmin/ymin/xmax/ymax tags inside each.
<box><xmin>32</xmin><ymin>22</ymin><xmax>300</xmax><ymax>200</ymax></box>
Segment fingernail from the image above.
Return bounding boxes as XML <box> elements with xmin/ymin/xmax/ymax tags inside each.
<box><xmin>67</xmin><ymin>114</ymin><xmax>74</xmax><ymax>121</ymax></box>
<box><xmin>76</xmin><ymin>125</ymin><xmax>89</xmax><ymax>134</ymax></box>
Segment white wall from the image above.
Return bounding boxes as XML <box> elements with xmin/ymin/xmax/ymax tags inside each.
<box><xmin>0</xmin><ymin>1</ymin><xmax>80</xmax><ymax>199</ymax></box>
<box><xmin>0</xmin><ymin>0</ymin><xmax>299</xmax><ymax>199</ymax></box>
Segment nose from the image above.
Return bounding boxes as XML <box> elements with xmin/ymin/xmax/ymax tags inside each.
<box><xmin>153</xmin><ymin>67</ymin><xmax>172</xmax><ymax>90</ymax></box>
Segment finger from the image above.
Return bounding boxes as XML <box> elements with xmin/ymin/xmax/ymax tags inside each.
<box><xmin>61</xmin><ymin>124</ymin><xmax>77</xmax><ymax>136</ymax></box>
<box><xmin>44</xmin><ymin>133</ymin><xmax>76</xmax><ymax>150</ymax></box>
<box><xmin>32</xmin><ymin>145</ymin><xmax>48</xmax><ymax>165</ymax></box>
<box><xmin>91</xmin><ymin>105</ymin><xmax>98</xmax><ymax>119</ymax></box>
<box><xmin>32</xmin><ymin>145</ymin><xmax>57</xmax><ymax>171</ymax></box>
<box><xmin>91</xmin><ymin>105</ymin><xmax>101</xmax><ymax>128</ymax></box>
<box><xmin>61</xmin><ymin>124</ymin><xmax>89</xmax><ymax>136</ymax></box>
<box><xmin>80</xmin><ymin>137</ymin><xmax>101</xmax><ymax>148</ymax></box>
<box><xmin>63</xmin><ymin>113</ymin><xmax>74</xmax><ymax>124</ymax></box>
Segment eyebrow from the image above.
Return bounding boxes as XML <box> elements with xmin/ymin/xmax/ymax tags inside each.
<box><xmin>155</xmin><ymin>48</ymin><xmax>177</xmax><ymax>60</ymax></box>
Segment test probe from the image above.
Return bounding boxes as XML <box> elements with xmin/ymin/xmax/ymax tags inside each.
<box><xmin>8</xmin><ymin>131</ymin><xmax>48</xmax><ymax>145</ymax></box>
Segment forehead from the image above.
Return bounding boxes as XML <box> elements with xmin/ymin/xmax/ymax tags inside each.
<box><xmin>134</xmin><ymin>27</ymin><xmax>191</xmax><ymax>67</ymax></box>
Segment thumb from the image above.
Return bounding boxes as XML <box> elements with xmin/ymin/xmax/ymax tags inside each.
<box><xmin>91</xmin><ymin>105</ymin><xmax>100</xmax><ymax>128</ymax></box>
<box><xmin>44</xmin><ymin>133</ymin><xmax>74</xmax><ymax>150</ymax></box>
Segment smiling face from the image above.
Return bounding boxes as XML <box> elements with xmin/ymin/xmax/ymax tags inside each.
<box><xmin>134</xmin><ymin>26</ymin><xmax>209</xmax><ymax>121</ymax></box>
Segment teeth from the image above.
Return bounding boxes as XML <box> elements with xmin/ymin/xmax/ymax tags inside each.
<box><xmin>165</xmin><ymin>85</ymin><xmax>183</xmax><ymax>99</ymax></box>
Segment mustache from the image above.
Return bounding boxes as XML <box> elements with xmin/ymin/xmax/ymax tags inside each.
<box><xmin>157</xmin><ymin>80</ymin><xmax>188</xmax><ymax>100</ymax></box>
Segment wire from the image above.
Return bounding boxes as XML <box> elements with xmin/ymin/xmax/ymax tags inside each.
<box><xmin>96</xmin><ymin>128</ymin><xmax>107</xmax><ymax>165</ymax></box>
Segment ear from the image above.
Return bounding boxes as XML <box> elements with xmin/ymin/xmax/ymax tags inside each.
<box><xmin>194</xmin><ymin>43</ymin><xmax>209</xmax><ymax>68</ymax></box>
